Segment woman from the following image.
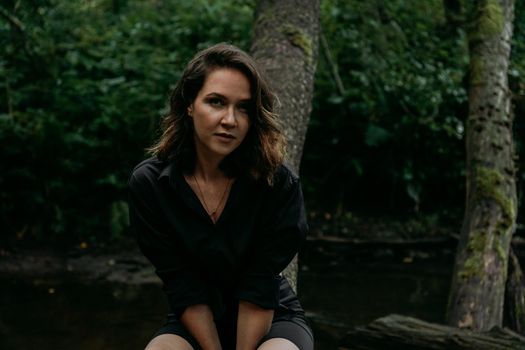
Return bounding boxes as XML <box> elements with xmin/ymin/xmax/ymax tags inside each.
<box><xmin>128</xmin><ymin>43</ymin><xmax>313</xmax><ymax>350</ymax></box>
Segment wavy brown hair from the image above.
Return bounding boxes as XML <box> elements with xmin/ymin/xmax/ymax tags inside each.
<box><xmin>149</xmin><ymin>43</ymin><xmax>285</xmax><ymax>185</ymax></box>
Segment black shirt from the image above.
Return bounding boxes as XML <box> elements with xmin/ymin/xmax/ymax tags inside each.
<box><xmin>128</xmin><ymin>157</ymin><xmax>308</xmax><ymax>320</ymax></box>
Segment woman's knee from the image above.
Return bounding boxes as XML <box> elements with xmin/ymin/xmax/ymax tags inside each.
<box><xmin>145</xmin><ymin>334</ymin><xmax>194</xmax><ymax>350</ymax></box>
<box><xmin>257</xmin><ymin>337</ymin><xmax>300</xmax><ymax>350</ymax></box>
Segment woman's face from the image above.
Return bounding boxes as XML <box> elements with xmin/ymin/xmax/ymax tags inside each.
<box><xmin>188</xmin><ymin>67</ymin><xmax>252</xmax><ymax>163</ymax></box>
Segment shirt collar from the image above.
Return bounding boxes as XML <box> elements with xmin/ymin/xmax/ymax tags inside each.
<box><xmin>157</xmin><ymin>158</ymin><xmax>253</xmax><ymax>192</ymax></box>
<box><xmin>158</xmin><ymin>160</ymin><xmax>180</xmax><ymax>190</ymax></box>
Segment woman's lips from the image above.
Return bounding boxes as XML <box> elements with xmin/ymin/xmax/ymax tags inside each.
<box><xmin>215</xmin><ymin>133</ymin><xmax>235</xmax><ymax>140</ymax></box>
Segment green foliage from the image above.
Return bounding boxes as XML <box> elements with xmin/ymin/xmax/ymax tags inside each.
<box><xmin>0</xmin><ymin>0</ymin><xmax>253</xmax><ymax>246</ymax></box>
<box><xmin>303</xmin><ymin>0</ymin><xmax>470</xmax><ymax>216</ymax></box>
<box><xmin>301</xmin><ymin>0</ymin><xmax>525</xmax><ymax>223</ymax></box>
<box><xmin>1</xmin><ymin>0</ymin><xmax>523</xmax><ymax>247</ymax></box>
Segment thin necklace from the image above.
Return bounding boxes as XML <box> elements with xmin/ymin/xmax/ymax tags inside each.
<box><xmin>192</xmin><ymin>174</ymin><xmax>232</xmax><ymax>221</ymax></box>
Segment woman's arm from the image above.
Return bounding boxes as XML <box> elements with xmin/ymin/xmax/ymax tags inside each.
<box><xmin>236</xmin><ymin>300</ymin><xmax>274</xmax><ymax>350</ymax></box>
<box><xmin>235</xmin><ymin>170</ymin><xmax>306</xmax><ymax>349</ymax></box>
<box><xmin>181</xmin><ymin>304</ymin><xmax>222</xmax><ymax>350</ymax></box>
<box><xmin>129</xmin><ymin>171</ymin><xmax>222</xmax><ymax>348</ymax></box>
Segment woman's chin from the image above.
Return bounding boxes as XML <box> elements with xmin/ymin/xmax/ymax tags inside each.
<box><xmin>212</xmin><ymin>142</ymin><xmax>242</xmax><ymax>157</ymax></box>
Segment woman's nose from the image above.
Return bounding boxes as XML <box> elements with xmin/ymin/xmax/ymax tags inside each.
<box><xmin>221</xmin><ymin>106</ymin><xmax>236</xmax><ymax>126</ymax></box>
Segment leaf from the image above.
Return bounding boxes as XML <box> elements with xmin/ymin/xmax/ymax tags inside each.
<box><xmin>365</xmin><ymin>124</ymin><xmax>391</xmax><ymax>147</ymax></box>
<box><xmin>406</xmin><ymin>183</ymin><xmax>420</xmax><ymax>204</ymax></box>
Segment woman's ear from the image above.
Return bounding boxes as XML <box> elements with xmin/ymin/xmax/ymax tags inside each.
<box><xmin>187</xmin><ymin>105</ymin><xmax>193</xmax><ymax>117</ymax></box>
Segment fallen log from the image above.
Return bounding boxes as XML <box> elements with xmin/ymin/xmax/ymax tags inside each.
<box><xmin>306</xmin><ymin>235</ymin><xmax>456</xmax><ymax>248</ymax></box>
<box><xmin>339</xmin><ymin>314</ymin><xmax>525</xmax><ymax>350</ymax></box>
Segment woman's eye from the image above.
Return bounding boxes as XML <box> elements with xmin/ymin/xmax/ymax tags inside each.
<box><xmin>238</xmin><ymin>103</ymin><xmax>251</xmax><ymax>113</ymax></box>
<box><xmin>207</xmin><ymin>98</ymin><xmax>224</xmax><ymax>106</ymax></box>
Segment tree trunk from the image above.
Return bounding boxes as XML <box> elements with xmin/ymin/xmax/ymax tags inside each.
<box><xmin>340</xmin><ymin>314</ymin><xmax>525</xmax><ymax>350</ymax></box>
<box><xmin>447</xmin><ymin>0</ymin><xmax>517</xmax><ymax>331</ymax></box>
<box><xmin>505</xmin><ymin>247</ymin><xmax>525</xmax><ymax>333</ymax></box>
<box><xmin>250</xmin><ymin>0</ymin><xmax>320</xmax><ymax>290</ymax></box>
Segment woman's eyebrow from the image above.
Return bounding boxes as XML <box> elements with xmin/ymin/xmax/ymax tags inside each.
<box><xmin>204</xmin><ymin>92</ymin><xmax>226</xmax><ymax>99</ymax></box>
<box><xmin>204</xmin><ymin>92</ymin><xmax>252</xmax><ymax>102</ymax></box>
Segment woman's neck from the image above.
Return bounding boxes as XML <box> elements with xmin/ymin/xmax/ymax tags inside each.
<box><xmin>193</xmin><ymin>153</ymin><xmax>226</xmax><ymax>182</ymax></box>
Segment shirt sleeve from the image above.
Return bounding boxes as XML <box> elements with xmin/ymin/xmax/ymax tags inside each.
<box><xmin>236</xmin><ymin>170</ymin><xmax>308</xmax><ymax>309</ymax></box>
<box><xmin>128</xmin><ymin>172</ymin><xmax>216</xmax><ymax>317</ymax></box>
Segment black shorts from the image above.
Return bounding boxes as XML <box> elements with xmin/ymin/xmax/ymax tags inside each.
<box><xmin>154</xmin><ymin>312</ymin><xmax>314</xmax><ymax>350</ymax></box>
<box><xmin>153</xmin><ymin>277</ymin><xmax>313</xmax><ymax>350</ymax></box>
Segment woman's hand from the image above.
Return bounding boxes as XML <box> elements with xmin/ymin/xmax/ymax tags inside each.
<box><xmin>236</xmin><ymin>300</ymin><xmax>274</xmax><ymax>350</ymax></box>
<box><xmin>181</xmin><ymin>304</ymin><xmax>222</xmax><ymax>350</ymax></box>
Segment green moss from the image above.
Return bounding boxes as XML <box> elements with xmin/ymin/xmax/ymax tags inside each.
<box><xmin>467</xmin><ymin>229</ymin><xmax>487</xmax><ymax>252</ymax></box>
<box><xmin>469</xmin><ymin>0</ymin><xmax>504</xmax><ymax>42</ymax></box>
<box><xmin>458</xmin><ymin>230</ymin><xmax>486</xmax><ymax>280</ymax></box>
<box><xmin>459</xmin><ymin>255</ymin><xmax>483</xmax><ymax>280</ymax></box>
<box><xmin>470</xmin><ymin>56</ymin><xmax>485</xmax><ymax>85</ymax></box>
<box><xmin>493</xmin><ymin>238</ymin><xmax>507</xmax><ymax>263</ymax></box>
<box><xmin>457</xmin><ymin>165</ymin><xmax>516</xmax><ymax>281</ymax></box>
<box><xmin>280</xmin><ymin>24</ymin><xmax>313</xmax><ymax>63</ymax></box>
<box><xmin>458</xmin><ymin>251</ymin><xmax>485</xmax><ymax>280</ymax></box>
<box><xmin>253</xmin><ymin>2</ymin><xmax>278</xmax><ymax>51</ymax></box>
<box><xmin>255</xmin><ymin>5</ymin><xmax>273</xmax><ymax>27</ymax></box>
<box><xmin>474</xmin><ymin>165</ymin><xmax>515</xmax><ymax>223</ymax></box>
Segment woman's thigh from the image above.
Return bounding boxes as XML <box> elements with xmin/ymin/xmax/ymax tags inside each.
<box><xmin>258</xmin><ymin>320</ymin><xmax>314</xmax><ymax>350</ymax></box>
<box><xmin>145</xmin><ymin>334</ymin><xmax>194</xmax><ymax>350</ymax></box>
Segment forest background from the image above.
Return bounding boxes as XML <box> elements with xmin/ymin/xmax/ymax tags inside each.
<box><xmin>1</xmin><ymin>0</ymin><xmax>524</xmax><ymax>249</ymax></box>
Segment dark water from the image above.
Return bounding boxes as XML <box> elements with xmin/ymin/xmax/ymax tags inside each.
<box><xmin>299</xmin><ymin>260</ymin><xmax>453</xmax><ymax>349</ymax></box>
<box><xmin>0</xmin><ymin>259</ymin><xmax>453</xmax><ymax>350</ymax></box>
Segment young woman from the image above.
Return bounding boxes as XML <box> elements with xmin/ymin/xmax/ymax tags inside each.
<box><xmin>128</xmin><ymin>43</ymin><xmax>313</xmax><ymax>350</ymax></box>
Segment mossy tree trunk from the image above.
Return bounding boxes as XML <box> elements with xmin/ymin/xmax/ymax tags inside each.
<box><xmin>447</xmin><ymin>0</ymin><xmax>517</xmax><ymax>331</ymax></box>
<box><xmin>250</xmin><ymin>0</ymin><xmax>319</xmax><ymax>290</ymax></box>
<box><xmin>505</xmin><ymin>247</ymin><xmax>525</xmax><ymax>333</ymax></box>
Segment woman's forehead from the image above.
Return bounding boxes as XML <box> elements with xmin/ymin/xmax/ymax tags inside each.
<box><xmin>199</xmin><ymin>68</ymin><xmax>252</xmax><ymax>100</ymax></box>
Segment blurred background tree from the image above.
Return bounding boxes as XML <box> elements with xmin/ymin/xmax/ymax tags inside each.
<box><xmin>0</xmin><ymin>0</ymin><xmax>523</xmax><ymax>249</ymax></box>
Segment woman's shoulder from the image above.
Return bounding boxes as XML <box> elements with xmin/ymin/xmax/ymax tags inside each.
<box><xmin>129</xmin><ymin>156</ymin><xmax>168</xmax><ymax>188</ymax></box>
<box><xmin>270</xmin><ymin>163</ymin><xmax>300</xmax><ymax>192</ymax></box>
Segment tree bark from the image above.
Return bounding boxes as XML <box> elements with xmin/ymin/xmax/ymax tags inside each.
<box><xmin>505</xmin><ymin>247</ymin><xmax>525</xmax><ymax>333</ymax></box>
<box><xmin>447</xmin><ymin>0</ymin><xmax>517</xmax><ymax>331</ymax></box>
<box><xmin>340</xmin><ymin>314</ymin><xmax>525</xmax><ymax>350</ymax></box>
<box><xmin>250</xmin><ymin>0</ymin><xmax>319</xmax><ymax>290</ymax></box>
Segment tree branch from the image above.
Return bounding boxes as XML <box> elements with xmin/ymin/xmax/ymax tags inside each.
<box><xmin>0</xmin><ymin>6</ymin><xmax>25</xmax><ymax>34</ymax></box>
<box><xmin>320</xmin><ymin>31</ymin><xmax>345</xmax><ymax>96</ymax></box>
<box><xmin>0</xmin><ymin>6</ymin><xmax>38</xmax><ymax>68</ymax></box>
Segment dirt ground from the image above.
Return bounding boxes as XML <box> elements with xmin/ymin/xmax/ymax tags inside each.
<box><xmin>0</xmin><ymin>248</ymin><xmax>158</xmax><ymax>285</ymax></box>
